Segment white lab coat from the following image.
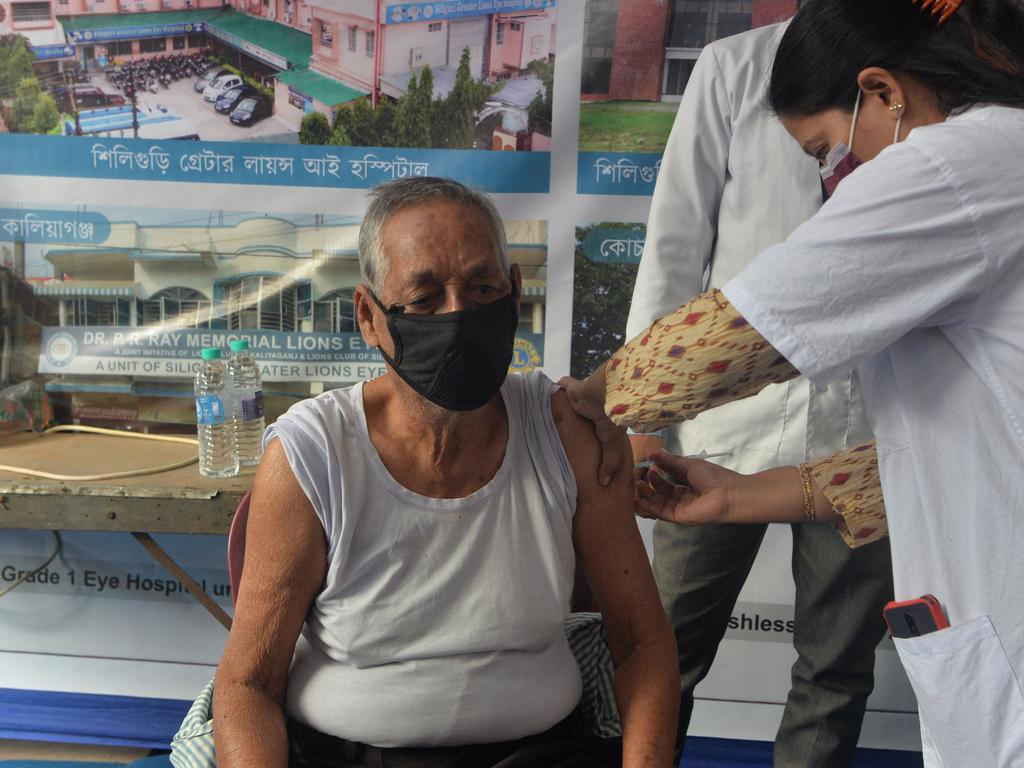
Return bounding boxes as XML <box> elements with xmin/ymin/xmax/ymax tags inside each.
<box><xmin>725</xmin><ymin>104</ymin><xmax>1024</xmax><ymax>767</ymax></box>
<box><xmin>626</xmin><ymin>22</ymin><xmax>873</xmax><ymax>472</ymax></box>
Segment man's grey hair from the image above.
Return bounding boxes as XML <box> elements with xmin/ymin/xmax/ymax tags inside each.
<box><xmin>358</xmin><ymin>177</ymin><xmax>510</xmax><ymax>295</ymax></box>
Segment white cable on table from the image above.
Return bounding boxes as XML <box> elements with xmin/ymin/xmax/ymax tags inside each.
<box><xmin>0</xmin><ymin>424</ymin><xmax>200</xmax><ymax>482</ymax></box>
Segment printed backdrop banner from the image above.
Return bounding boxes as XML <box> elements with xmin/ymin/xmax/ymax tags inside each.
<box><xmin>0</xmin><ymin>0</ymin><xmax>919</xmax><ymax>753</ymax></box>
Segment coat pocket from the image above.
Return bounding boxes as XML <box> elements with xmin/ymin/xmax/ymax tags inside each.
<box><xmin>893</xmin><ymin>615</ymin><xmax>1024</xmax><ymax>767</ymax></box>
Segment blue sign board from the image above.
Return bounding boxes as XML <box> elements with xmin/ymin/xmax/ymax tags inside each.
<box><xmin>30</xmin><ymin>44</ymin><xmax>77</xmax><ymax>61</ymax></box>
<box><xmin>66</xmin><ymin>21</ymin><xmax>205</xmax><ymax>44</ymax></box>
<box><xmin>0</xmin><ymin>135</ymin><xmax>552</xmax><ymax>194</ymax></box>
<box><xmin>385</xmin><ymin>0</ymin><xmax>556</xmax><ymax>24</ymax></box>
<box><xmin>40</xmin><ymin>326</ymin><xmax>544</xmax><ymax>381</ymax></box>
<box><xmin>40</xmin><ymin>327</ymin><xmax>386</xmax><ymax>382</ymax></box>
<box><xmin>577</xmin><ymin>151</ymin><xmax>662</xmax><ymax>197</ymax></box>
<box><xmin>0</xmin><ymin>207</ymin><xmax>111</xmax><ymax>245</ymax></box>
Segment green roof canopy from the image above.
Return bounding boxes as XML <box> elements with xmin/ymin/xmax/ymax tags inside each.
<box><xmin>58</xmin><ymin>9</ymin><xmax>223</xmax><ymax>32</ymax></box>
<box><xmin>206</xmin><ymin>9</ymin><xmax>312</xmax><ymax>70</ymax></box>
<box><xmin>277</xmin><ymin>67</ymin><xmax>366</xmax><ymax>106</ymax></box>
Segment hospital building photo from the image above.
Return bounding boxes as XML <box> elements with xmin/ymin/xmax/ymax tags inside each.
<box><xmin>0</xmin><ymin>0</ymin><xmax>557</xmax><ymax>146</ymax></box>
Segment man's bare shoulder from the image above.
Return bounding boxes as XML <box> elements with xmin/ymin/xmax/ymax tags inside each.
<box><xmin>549</xmin><ymin>388</ymin><xmax>603</xmax><ymax>488</ymax></box>
<box><xmin>253</xmin><ymin>437</ymin><xmax>315</xmax><ymax>516</ymax></box>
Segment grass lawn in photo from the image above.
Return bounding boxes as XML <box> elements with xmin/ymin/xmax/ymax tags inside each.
<box><xmin>578</xmin><ymin>100</ymin><xmax>678</xmax><ymax>153</ymax></box>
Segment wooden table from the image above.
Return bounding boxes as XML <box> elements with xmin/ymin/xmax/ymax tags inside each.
<box><xmin>0</xmin><ymin>430</ymin><xmax>255</xmax><ymax>629</ymax></box>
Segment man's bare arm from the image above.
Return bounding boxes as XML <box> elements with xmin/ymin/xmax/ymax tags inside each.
<box><xmin>552</xmin><ymin>390</ymin><xmax>678</xmax><ymax>768</ymax></box>
<box><xmin>213</xmin><ymin>439</ymin><xmax>327</xmax><ymax>768</ymax></box>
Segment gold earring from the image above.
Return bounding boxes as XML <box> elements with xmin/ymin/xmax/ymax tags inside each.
<box><xmin>890</xmin><ymin>101</ymin><xmax>904</xmax><ymax>113</ymax></box>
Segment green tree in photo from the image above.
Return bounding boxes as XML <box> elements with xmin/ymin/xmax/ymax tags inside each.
<box><xmin>328</xmin><ymin>113</ymin><xmax>352</xmax><ymax>146</ymax></box>
<box><xmin>11</xmin><ymin>77</ymin><xmax>44</xmax><ymax>132</ymax></box>
<box><xmin>1</xmin><ymin>36</ymin><xmax>61</xmax><ymax>135</ymax></box>
<box><xmin>527</xmin><ymin>58</ymin><xmax>553</xmax><ymax>136</ymax></box>
<box><xmin>346</xmin><ymin>97</ymin><xmax>379</xmax><ymax>146</ymax></box>
<box><xmin>570</xmin><ymin>223</ymin><xmax>645</xmax><ymax>379</ymax></box>
<box><xmin>438</xmin><ymin>47</ymin><xmax>477</xmax><ymax>149</ymax></box>
<box><xmin>0</xmin><ymin>35</ymin><xmax>34</xmax><ymax>97</ymax></box>
<box><xmin>375</xmin><ymin>99</ymin><xmax>397</xmax><ymax>146</ymax></box>
<box><xmin>395</xmin><ymin>68</ymin><xmax>433</xmax><ymax>148</ymax></box>
<box><xmin>299</xmin><ymin>110</ymin><xmax>332</xmax><ymax>145</ymax></box>
<box><xmin>30</xmin><ymin>92</ymin><xmax>60</xmax><ymax>134</ymax></box>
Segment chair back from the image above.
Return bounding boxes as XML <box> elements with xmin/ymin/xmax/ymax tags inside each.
<box><xmin>227</xmin><ymin>491</ymin><xmax>251</xmax><ymax>607</ymax></box>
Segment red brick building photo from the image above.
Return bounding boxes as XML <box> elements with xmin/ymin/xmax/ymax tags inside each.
<box><xmin>582</xmin><ymin>0</ymin><xmax>799</xmax><ymax>102</ymax></box>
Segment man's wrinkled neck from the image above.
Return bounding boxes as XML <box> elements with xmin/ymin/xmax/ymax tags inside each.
<box><xmin>369</xmin><ymin>373</ymin><xmax>506</xmax><ymax>468</ymax></box>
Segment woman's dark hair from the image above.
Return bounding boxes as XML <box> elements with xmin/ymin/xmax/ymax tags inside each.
<box><xmin>768</xmin><ymin>0</ymin><xmax>1024</xmax><ymax>116</ymax></box>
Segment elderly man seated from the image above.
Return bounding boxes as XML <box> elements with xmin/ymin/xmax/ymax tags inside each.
<box><xmin>213</xmin><ymin>177</ymin><xmax>677</xmax><ymax>768</ymax></box>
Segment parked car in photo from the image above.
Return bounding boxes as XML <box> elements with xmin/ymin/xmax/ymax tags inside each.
<box><xmin>229</xmin><ymin>96</ymin><xmax>273</xmax><ymax>126</ymax></box>
<box><xmin>215</xmin><ymin>86</ymin><xmax>256</xmax><ymax>114</ymax></box>
<box><xmin>203</xmin><ymin>74</ymin><xmax>243</xmax><ymax>102</ymax></box>
<box><xmin>194</xmin><ymin>67</ymin><xmax>229</xmax><ymax>93</ymax></box>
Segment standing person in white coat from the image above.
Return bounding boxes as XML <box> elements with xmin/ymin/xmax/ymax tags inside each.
<box><xmin>627</xmin><ymin>20</ymin><xmax>894</xmax><ymax>766</ymax></box>
<box><xmin>563</xmin><ymin>0</ymin><xmax>1024</xmax><ymax>764</ymax></box>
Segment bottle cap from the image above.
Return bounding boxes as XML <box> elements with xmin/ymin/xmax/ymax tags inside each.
<box><xmin>229</xmin><ymin>339</ymin><xmax>250</xmax><ymax>352</ymax></box>
<box><xmin>201</xmin><ymin>347</ymin><xmax>221</xmax><ymax>361</ymax></box>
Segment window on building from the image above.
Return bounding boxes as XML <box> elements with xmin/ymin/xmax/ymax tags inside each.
<box><xmin>581</xmin><ymin>0</ymin><xmax>618</xmax><ymax>94</ymax></box>
<box><xmin>663</xmin><ymin>56</ymin><xmax>698</xmax><ymax>97</ymax></box>
<box><xmin>187</xmin><ymin>34</ymin><xmax>202</xmax><ymax>48</ymax></box>
<box><xmin>11</xmin><ymin>2</ymin><xmax>52</xmax><ymax>22</ymax></box>
<box><xmin>58</xmin><ymin>0</ymin><xmax>69</xmax><ymax>6</ymax></box>
<box><xmin>496</xmin><ymin>22</ymin><xmax>504</xmax><ymax>45</ymax></box>
<box><xmin>63</xmin><ymin>297</ymin><xmax>132</xmax><ymax>327</ymax></box>
<box><xmin>107</xmin><ymin>41</ymin><xmax>134</xmax><ymax>57</ymax></box>
<box><xmin>313</xmin><ymin>288</ymin><xmax>356</xmax><ymax>334</ymax></box>
<box><xmin>225</xmin><ymin>276</ymin><xmax>310</xmax><ymax>332</ymax></box>
<box><xmin>172</xmin><ymin>36</ymin><xmax>186</xmax><ymax>50</ymax></box>
<box><xmin>319</xmin><ymin>20</ymin><xmax>333</xmax><ymax>48</ymax></box>
<box><xmin>715</xmin><ymin>11</ymin><xmax>753</xmax><ymax>38</ymax></box>
<box><xmin>667</xmin><ymin>0</ymin><xmax>753</xmax><ymax>49</ymax></box>
<box><xmin>140</xmin><ymin>288</ymin><xmax>211</xmax><ymax>329</ymax></box>
<box><xmin>365</xmin><ymin>30</ymin><xmax>375</xmax><ymax>56</ymax></box>
<box><xmin>510</xmin><ymin>21</ymin><xmax>522</xmax><ymax>32</ymax></box>
<box><xmin>428</xmin><ymin>22</ymin><xmax>441</xmax><ymax>32</ymax></box>
<box><xmin>348</xmin><ymin>26</ymin><xmax>358</xmax><ymax>52</ymax></box>
<box><xmin>139</xmin><ymin>37</ymin><xmax>167</xmax><ymax>54</ymax></box>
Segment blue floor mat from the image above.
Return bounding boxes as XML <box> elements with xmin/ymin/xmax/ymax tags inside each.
<box><xmin>0</xmin><ymin>760</ymin><xmax>170</xmax><ymax>768</ymax></box>
<box><xmin>0</xmin><ymin>744</ymin><xmax>923</xmax><ymax>768</ymax></box>
<box><xmin>680</xmin><ymin>736</ymin><xmax>924</xmax><ymax>767</ymax></box>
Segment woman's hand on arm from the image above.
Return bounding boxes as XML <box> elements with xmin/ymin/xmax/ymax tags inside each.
<box><xmin>213</xmin><ymin>439</ymin><xmax>327</xmax><ymax>768</ymax></box>
<box><xmin>552</xmin><ymin>391</ymin><xmax>678</xmax><ymax>768</ymax></box>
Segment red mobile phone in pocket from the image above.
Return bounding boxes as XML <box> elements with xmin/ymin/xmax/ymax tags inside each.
<box><xmin>883</xmin><ymin>594</ymin><xmax>950</xmax><ymax>638</ymax></box>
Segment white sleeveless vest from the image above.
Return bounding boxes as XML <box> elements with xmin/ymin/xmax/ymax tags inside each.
<box><xmin>263</xmin><ymin>371</ymin><xmax>583</xmax><ymax>747</ymax></box>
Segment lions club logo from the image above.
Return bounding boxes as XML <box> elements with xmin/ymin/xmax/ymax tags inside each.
<box><xmin>45</xmin><ymin>332</ymin><xmax>78</xmax><ymax>368</ymax></box>
<box><xmin>510</xmin><ymin>337</ymin><xmax>541</xmax><ymax>373</ymax></box>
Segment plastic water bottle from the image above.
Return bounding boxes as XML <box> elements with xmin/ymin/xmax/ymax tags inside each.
<box><xmin>195</xmin><ymin>347</ymin><xmax>238</xmax><ymax>479</ymax></box>
<box><xmin>226</xmin><ymin>339</ymin><xmax>265</xmax><ymax>467</ymax></box>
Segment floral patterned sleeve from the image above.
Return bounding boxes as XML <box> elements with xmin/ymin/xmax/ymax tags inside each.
<box><xmin>604</xmin><ymin>289</ymin><xmax>798</xmax><ymax>433</ymax></box>
<box><xmin>805</xmin><ymin>442</ymin><xmax>888</xmax><ymax>548</ymax></box>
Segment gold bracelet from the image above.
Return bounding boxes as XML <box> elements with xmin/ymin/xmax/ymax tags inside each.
<box><xmin>797</xmin><ymin>464</ymin><xmax>817</xmax><ymax>522</ymax></box>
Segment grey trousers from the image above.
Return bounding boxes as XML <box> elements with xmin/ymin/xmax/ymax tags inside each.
<box><xmin>653</xmin><ymin>520</ymin><xmax>893</xmax><ymax>768</ymax></box>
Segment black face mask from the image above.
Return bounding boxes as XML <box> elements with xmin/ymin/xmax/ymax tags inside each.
<box><xmin>371</xmin><ymin>287</ymin><xmax>518</xmax><ymax>412</ymax></box>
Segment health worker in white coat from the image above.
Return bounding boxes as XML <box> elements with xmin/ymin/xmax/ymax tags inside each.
<box><xmin>627</xmin><ymin>19</ymin><xmax>893</xmax><ymax>767</ymax></box>
<box><xmin>562</xmin><ymin>0</ymin><xmax>1024</xmax><ymax>765</ymax></box>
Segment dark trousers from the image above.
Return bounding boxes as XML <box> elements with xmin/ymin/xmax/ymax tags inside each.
<box><xmin>287</xmin><ymin>716</ymin><xmax>622</xmax><ymax>768</ymax></box>
<box><xmin>653</xmin><ymin>520</ymin><xmax>893</xmax><ymax>768</ymax></box>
